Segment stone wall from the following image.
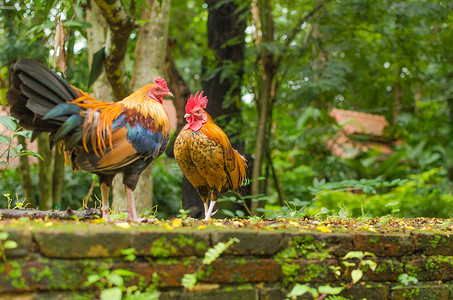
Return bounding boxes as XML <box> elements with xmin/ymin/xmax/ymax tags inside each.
<box><xmin>1</xmin><ymin>222</ymin><xmax>453</xmax><ymax>299</ymax></box>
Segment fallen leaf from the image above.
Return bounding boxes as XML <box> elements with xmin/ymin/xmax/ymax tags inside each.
<box><xmin>116</xmin><ymin>222</ymin><xmax>130</xmax><ymax>229</ymax></box>
<box><xmin>316</xmin><ymin>225</ymin><xmax>332</xmax><ymax>233</ymax></box>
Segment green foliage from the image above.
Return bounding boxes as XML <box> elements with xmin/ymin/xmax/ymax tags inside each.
<box><xmin>397</xmin><ymin>273</ymin><xmax>419</xmax><ymax>286</ymax></box>
<box><xmin>84</xmin><ymin>267</ymin><xmax>160</xmax><ymax>300</ymax></box>
<box><xmin>309</xmin><ymin>168</ymin><xmax>453</xmax><ymax>218</ymax></box>
<box><xmin>182</xmin><ymin>238</ymin><xmax>239</xmax><ymax>291</ymax></box>
<box><xmin>0</xmin><ymin>164</ymin><xmax>99</xmax><ymax>210</ymax></box>
<box><xmin>152</xmin><ymin>158</ymin><xmax>182</xmax><ymax>219</ymax></box>
<box><xmin>0</xmin><ymin>116</ymin><xmax>42</xmax><ymax>174</ymax></box>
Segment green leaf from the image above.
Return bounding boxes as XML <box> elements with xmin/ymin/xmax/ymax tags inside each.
<box><xmin>362</xmin><ymin>260</ymin><xmax>377</xmax><ymax>271</ymax></box>
<box><xmin>287</xmin><ymin>284</ymin><xmax>310</xmax><ymax>298</ymax></box>
<box><xmin>107</xmin><ymin>273</ymin><xmax>124</xmax><ymax>287</ymax></box>
<box><xmin>13</xmin><ymin>130</ymin><xmax>32</xmax><ymax>138</ymax></box>
<box><xmin>100</xmin><ymin>287</ymin><xmax>122</xmax><ymax>300</ymax></box>
<box><xmin>112</xmin><ymin>269</ymin><xmax>137</xmax><ymax>277</ymax></box>
<box><xmin>343</xmin><ymin>251</ymin><xmax>363</xmax><ymax>260</ymax></box>
<box><xmin>222</xmin><ymin>209</ymin><xmax>235</xmax><ymax>218</ymax></box>
<box><xmin>181</xmin><ymin>273</ymin><xmax>197</xmax><ymax>290</ymax></box>
<box><xmin>202</xmin><ymin>238</ymin><xmax>239</xmax><ymax>265</ymax></box>
<box><xmin>317</xmin><ymin>285</ymin><xmax>345</xmax><ymax>295</ymax></box>
<box><xmin>87</xmin><ymin>47</ymin><xmax>105</xmax><ymax>88</ymax></box>
<box><xmin>351</xmin><ymin>269</ymin><xmax>363</xmax><ymax>284</ymax></box>
<box><xmin>0</xmin><ymin>232</ymin><xmax>9</xmax><ymax>240</ymax></box>
<box><xmin>0</xmin><ymin>116</ymin><xmax>17</xmax><ymax>131</ymax></box>
<box><xmin>83</xmin><ymin>274</ymin><xmax>101</xmax><ymax>286</ymax></box>
<box><xmin>0</xmin><ymin>135</ymin><xmax>9</xmax><ymax>144</ymax></box>
<box><xmin>63</xmin><ymin>20</ymin><xmax>92</xmax><ymax>28</ymax></box>
<box><xmin>4</xmin><ymin>240</ymin><xmax>18</xmax><ymax>249</ymax></box>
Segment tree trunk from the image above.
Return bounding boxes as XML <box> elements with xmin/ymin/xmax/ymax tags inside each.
<box><xmin>86</xmin><ymin>0</ymin><xmax>115</xmax><ymax>209</ymax></box>
<box><xmin>196</xmin><ymin>0</ymin><xmax>247</xmax><ymax>217</ymax></box>
<box><xmin>86</xmin><ymin>0</ymin><xmax>114</xmax><ymax>102</ymax></box>
<box><xmin>250</xmin><ymin>0</ymin><xmax>276</xmax><ymax>214</ymax></box>
<box><xmin>37</xmin><ymin>134</ymin><xmax>53</xmax><ymax>210</ymax></box>
<box><xmin>163</xmin><ymin>37</ymin><xmax>201</xmax><ymax>217</ymax></box>
<box><xmin>93</xmin><ymin>0</ymin><xmax>134</xmax><ymax>100</ymax></box>
<box><xmin>52</xmin><ymin>148</ymin><xmax>65</xmax><ymax>209</ymax></box>
<box><xmin>114</xmin><ymin>0</ymin><xmax>171</xmax><ymax>216</ymax></box>
<box><xmin>17</xmin><ymin>136</ymin><xmax>35</xmax><ymax>208</ymax></box>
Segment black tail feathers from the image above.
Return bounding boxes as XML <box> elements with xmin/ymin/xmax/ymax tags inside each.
<box><xmin>6</xmin><ymin>58</ymin><xmax>80</xmax><ymax>135</ymax></box>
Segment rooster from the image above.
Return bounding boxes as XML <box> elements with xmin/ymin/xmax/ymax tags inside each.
<box><xmin>6</xmin><ymin>58</ymin><xmax>172</xmax><ymax>222</ymax></box>
<box><xmin>174</xmin><ymin>92</ymin><xmax>247</xmax><ymax>220</ymax></box>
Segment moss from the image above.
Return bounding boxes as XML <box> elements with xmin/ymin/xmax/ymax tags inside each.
<box><xmin>231</xmin><ymin>272</ymin><xmax>246</xmax><ymax>283</ymax></box>
<box><xmin>8</xmin><ymin>260</ymin><xmax>27</xmax><ymax>289</ymax></box>
<box><xmin>290</xmin><ymin>235</ymin><xmax>330</xmax><ymax>260</ymax></box>
<box><xmin>237</xmin><ymin>283</ymin><xmax>253</xmax><ymax>290</ymax></box>
<box><xmin>405</xmin><ymin>263</ymin><xmax>420</xmax><ymax>277</ymax></box>
<box><xmin>274</xmin><ymin>234</ymin><xmax>331</xmax><ymax>286</ymax></box>
<box><xmin>195</xmin><ymin>241</ymin><xmax>208</xmax><ymax>252</ymax></box>
<box><xmin>376</xmin><ymin>260</ymin><xmax>404</xmax><ymax>275</ymax></box>
<box><xmin>173</xmin><ymin>234</ymin><xmax>195</xmax><ymax>248</ymax></box>
<box><xmin>300</xmin><ymin>263</ymin><xmax>328</xmax><ymax>283</ymax></box>
<box><xmin>402</xmin><ymin>288</ymin><xmax>420</xmax><ymax>298</ymax></box>
<box><xmin>281</xmin><ymin>263</ymin><xmax>300</xmax><ymax>285</ymax></box>
<box><xmin>368</xmin><ymin>237</ymin><xmax>379</xmax><ymax>244</ymax></box>
<box><xmin>235</xmin><ymin>257</ymin><xmax>246</xmax><ymax>266</ymax></box>
<box><xmin>149</xmin><ymin>237</ymin><xmax>177</xmax><ymax>257</ymax></box>
<box><xmin>429</xmin><ymin>235</ymin><xmax>442</xmax><ymax>248</ymax></box>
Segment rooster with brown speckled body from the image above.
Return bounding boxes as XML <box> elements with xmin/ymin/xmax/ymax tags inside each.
<box><xmin>7</xmin><ymin>58</ymin><xmax>173</xmax><ymax>222</ymax></box>
<box><xmin>174</xmin><ymin>92</ymin><xmax>247</xmax><ymax>220</ymax></box>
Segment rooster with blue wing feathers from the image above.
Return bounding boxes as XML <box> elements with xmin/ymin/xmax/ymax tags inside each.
<box><xmin>7</xmin><ymin>58</ymin><xmax>173</xmax><ymax>222</ymax></box>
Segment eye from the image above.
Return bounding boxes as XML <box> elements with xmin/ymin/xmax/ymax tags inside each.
<box><xmin>196</xmin><ymin>109</ymin><xmax>202</xmax><ymax>114</ymax></box>
<box><xmin>154</xmin><ymin>88</ymin><xmax>161</xmax><ymax>92</ymax></box>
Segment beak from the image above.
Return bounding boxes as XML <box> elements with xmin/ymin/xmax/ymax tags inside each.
<box><xmin>166</xmin><ymin>92</ymin><xmax>174</xmax><ymax>98</ymax></box>
<box><xmin>184</xmin><ymin>113</ymin><xmax>191</xmax><ymax>118</ymax></box>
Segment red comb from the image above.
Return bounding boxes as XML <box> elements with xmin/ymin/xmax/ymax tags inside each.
<box><xmin>155</xmin><ymin>78</ymin><xmax>167</xmax><ymax>88</ymax></box>
<box><xmin>185</xmin><ymin>91</ymin><xmax>208</xmax><ymax>113</ymax></box>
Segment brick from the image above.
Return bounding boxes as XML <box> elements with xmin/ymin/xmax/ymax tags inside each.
<box><xmin>121</xmin><ymin>260</ymin><xmax>199</xmax><ymax>287</ymax></box>
<box><xmin>0</xmin><ymin>292</ymin><xmax>95</xmax><ymax>300</ymax></box>
<box><xmin>0</xmin><ymin>258</ymin><xmax>104</xmax><ymax>293</ymax></box>
<box><xmin>121</xmin><ymin>257</ymin><xmax>282</xmax><ymax>287</ymax></box>
<box><xmin>366</xmin><ymin>258</ymin><xmax>404</xmax><ymax>282</ymax></box>
<box><xmin>284</xmin><ymin>232</ymin><xmax>354</xmax><ymax>257</ymax></box>
<box><xmin>160</xmin><ymin>285</ymin><xmax>258</xmax><ymax>300</ymax></box>
<box><xmin>390</xmin><ymin>284</ymin><xmax>449</xmax><ymax>300</ymax></box>
<box><xmin>413</xmin><ymin>232</ymin><xmax>453</xmax><ymax>256</ymax></box>
<box><xmin>256</xmin><ymin>283</ymin><xmax>287</xmax><ymax>300</ymax></box>
<box><xmin>353</xmin><ymin>233</ymin><xmax>414</xmax><ymax>257</ymax></box>
<box><xmin>33</xmin><ymin>228</ymin><xmax>130</xmax><ymax>258</ymax></box>
<box><xmin>208</xmin><ymin>258</ymin><xmax>282</xmax><ymax>284</ymax></box>
<box><xmin>292</xmin><ymin>259</ymin><xmax>338</xmax><ymax>283</ymax></box>
<box><xmin>343</xmin><ymin>283</ymin><xmax>390</xmax><ymax>300</ymax></box>
<box><xmin>404</xmin><ymin>257</ymin><xmax>453</xmax><ymax>281</ymax></box>
<box><xmin>4</xmin><ymin>228</ymin><xmax>33</xmax><ymax>258</ymax></box>
<box><xmin>130</xmin><ymin>230</ymin><xmax>210</xmax><ymax>257</ymax></box>
<box><xmin>210</xmin><ymin>230</ymin><xmax>285</xmax><ymax>256</ymax></box>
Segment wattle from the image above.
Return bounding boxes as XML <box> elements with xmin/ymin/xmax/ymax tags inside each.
<box><xmin>186</xmin><ymin>119</ymin><xmax>203</xmax><ymax>131</ymax></box>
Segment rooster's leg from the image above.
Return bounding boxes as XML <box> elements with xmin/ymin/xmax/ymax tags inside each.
<box><xmin>204</xmin><ymin>200</ymin><xmax>217</xmax><ymax>220</ymax></box>
<box><xmin>124</xmin><ymin>186</ymin><xmax>140</xmax><ymax>222</ymax></box>
<box><xmin>100</xmin><ymin>182</ymin><xmax>111</xmax><ymax>222</ymax></box>
<box><xmin>203</xmin><ymin>202</ymin><xmax>209</xmax><ymax>218</ymax></box>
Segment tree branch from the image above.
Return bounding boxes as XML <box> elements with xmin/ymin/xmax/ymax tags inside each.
<box><xmin>93</xmin><ymin>0</ymin><xmax>135</xmax><ymax>100</ymax></box>
<box><xmin>0</xmin><ymin>208</ymin><xmax>101</xmax><ymax>220</ymax></box>
<box><xmin>285</xmin><ymin>0</ymin><xmax>330</xmax><ymax>49</ymax></box>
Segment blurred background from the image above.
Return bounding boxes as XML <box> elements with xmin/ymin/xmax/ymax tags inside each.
<box><xmin>1</xmin><ymin>0</ymin><xmax>453</xmax><ymax>219</ymax></box>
